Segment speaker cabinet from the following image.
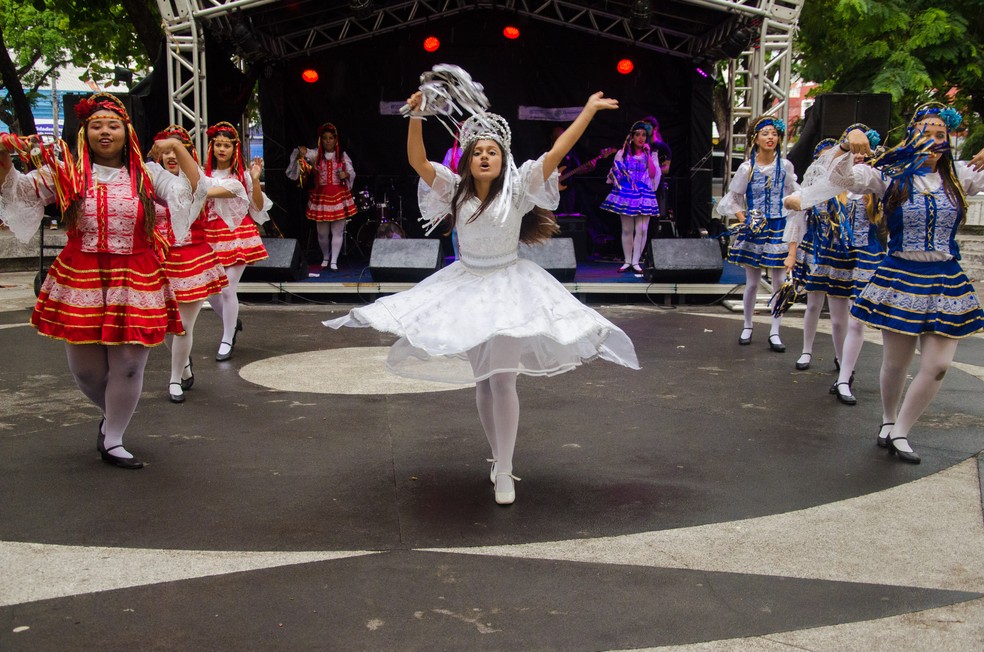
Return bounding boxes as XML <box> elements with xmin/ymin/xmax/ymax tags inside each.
<box><xmin>645</xmin><ymin>238</ymin><xmax>723</xmax><ymax>283</ymax></box>
<box><xmin>519</xmin><ymin>238</ymin><xmax>577</xmax><ymax>282</ymax></box>
<box><xmin>369</xmin><ymin>238</ymin><xmax>443</xmax><ymax>282</ymax></box>
<box><xmin>242</xmin><ymin>237</ymin><xmax>308</xmax><ymax>282</ymax></box>
<box><xmin>555</xmin><ymin>214</ymin><xmax>588</xmax><ymax>262</ymax></box>
<box><xmin>818</xmin><ymin>93</ymin><xmax>892</xmax><ymax>140</ymax></box>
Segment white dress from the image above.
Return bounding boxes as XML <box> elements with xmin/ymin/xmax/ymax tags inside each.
<box><xmin>324</xmin><ymin>156</ymin><xmax>640</xmax><ymax>384</ymax></box>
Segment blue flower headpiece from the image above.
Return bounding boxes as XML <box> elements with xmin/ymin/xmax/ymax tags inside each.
<box><xmin>910</xmin><ymin>103</ymin><xmax>962</xmax><ymax>132</ymax></box>
<box><xmin>753</xmin><ymin>116</ymin><xmax>785</xmax><ymax>137</ymax></box>
<box><xmin>840</xmin><ymin>123</ymin><xmax>881</xmax><ymax>150</ymax></box>
<box><xmin>812</xmin><ymin>138</ymin><xmax>837</xmax><ymax>160</ymax></box>
<box><xmin>630</xmin><ymin>120</ymin><xmax>654</xmax><ymax>137</ymax></box>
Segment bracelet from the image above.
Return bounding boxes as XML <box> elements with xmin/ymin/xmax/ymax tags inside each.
<box><xmin>839</xmin><ymin>142</ymin><xmax>850</xmax><ymax>152</ymax></box>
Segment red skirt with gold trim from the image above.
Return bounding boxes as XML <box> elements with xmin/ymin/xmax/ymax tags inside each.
<box><xmin>163</xmin><ymin>242</ymin><xmax>229</xmax><ymax>302</ymax></box>
<box><xmin>307</xmin><ymin>187</ymin><xmax>357</xmax><ymax>222</ymax></box>
<box><xmin>31</xmin><ymin>244</ymin><xmax>183</xmax><ymax>345</ymax></box>
<box><xmin>204</xmin><ymin>215</ymin><xmax>269</xmax><ymax>266</ymax></box>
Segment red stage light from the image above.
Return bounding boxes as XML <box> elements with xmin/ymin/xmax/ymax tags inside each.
<box><xmin>301</xmin><ymin>69</ymin><xmax>319</xmax><ymax>83</ymax></box>
<box><xmin>617</xmin><ymin>59</ymin><xmax>634</xmax><ymax>75</ymax></box>
<box><xmin>503</xmin><ymin>26</ymin><xmax>520</xmax><ymax>40</ymax></box>
<box><xmin>423</xmin><ymin>36</ymin><xmax>440</xmax><ymax>52</ymax></box>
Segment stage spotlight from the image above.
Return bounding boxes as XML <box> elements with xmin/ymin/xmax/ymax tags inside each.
<box><xmin>617</xmin><ymin>59</ymin><xmax>635</xmax><ymax>75</ymax></box>
<box><xmin>629</xmin><ymin>0</ymin><xmax>651</xmax><ymax>31</ymax></box>
<box><xmin>349</xmin><ymin>0</ymin><xmax>374</xmax><ymax>19</ymax></box>
<box><xmin>503</xmin><ymin>26</ymin><xmax>520</xmax><ymax>40</ymax></box>
<box><xmin>423</xmin><ymin>36</ymin><xmax>440</xmax><ymax>52</ymax></box>
<box><xmin>301</xmin><ymin>69</ymin><xmax>319</xmax><ymax>83</ymax></box>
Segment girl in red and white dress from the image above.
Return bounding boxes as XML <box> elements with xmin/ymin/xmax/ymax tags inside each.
<box><xmin>286</xmin><ymin>122</ymin><xmax>357</xmax><ymax>270</ymax></box>
<box><xmin>202</xmin><ymin>122</ymin><xmax>270</xmax><ymax>362</ymax></box>
<box><xmin>153</xmin><ymin>125</ymin><xmax>229</xmax><ymax>403</ymax></box>
<box><xmin>0</xmin><ymin>93</ymin><xmax>205</xmax><ymax>468</ymax></box>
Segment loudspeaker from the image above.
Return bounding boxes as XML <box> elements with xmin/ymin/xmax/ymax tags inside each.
<box><xmin>369</xmin><ymin>238</ymin><xmax>443</xmax><ymax>282</ymax></box>
<box><xmin>645</xmin><ymin>238</ymin><xmax>723</xmax><ymax>283</ymax></box>
<box><xmin>818</xmin><ymin>93</ymin><xmax>892</xmax><ymax>140</ymax></box>
<box><xmin>555</xmin><ymin>214</ymin><xmax>588</xmax><ymax>262</ymax></box>
<box><xmin>519</xmin><ymin>238</ymin><xmax>577</xmax><ymax>282</ymax></box>
<box><xmin>242</xmin><ymin>237</ymin><xmax>308</xmax><ymax>282</ymax></box>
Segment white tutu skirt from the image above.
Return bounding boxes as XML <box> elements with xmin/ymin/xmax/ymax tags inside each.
<box><xmin>324</xmin><ymin>259</ymin><xmax>640</xmax><ymax>384</ymax></box>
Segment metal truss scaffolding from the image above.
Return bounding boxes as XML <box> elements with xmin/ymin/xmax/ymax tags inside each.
<box><xmin>157</xmin><ymin>0</ymin><xmax>802</xmax><ymax>182</ymax></box>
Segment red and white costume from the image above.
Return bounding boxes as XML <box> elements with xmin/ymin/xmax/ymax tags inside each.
<box><xmin>202</xmin><ymin>168</ymin><xmax>270</xmax><ymax>266</ymax></box>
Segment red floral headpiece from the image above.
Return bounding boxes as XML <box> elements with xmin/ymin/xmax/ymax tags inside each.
<box><xmin>74</xmin><ymin>93</ymin><xmax>130</xmax><ymax>123</ymax></box>
<box><xmin>206</xmin><ymin>122</ymin><xmax>240</xmax><ymax>142</ymax></box>
<box><xmin>317</xmin><ymin>122</ymin><xmax>337</xmax><ymax>137</ymax></box>
<box><xmin>154</xmin><ymin>125</ymin><xmax>198</xmax><ymax>163</ymax></box>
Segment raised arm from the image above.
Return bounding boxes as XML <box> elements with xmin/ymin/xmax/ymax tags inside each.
<box><xmin>542</xmin><ymin>92</ymin><xmax>618</xmax><ymax>181</ymax></box>
<box><xmin>406</xmin><ymin>91</ymin><xmax>437</xmax><ymax>187</ymax></box>
<box><xmin>149</xmin><ymin>138</ymin><xmax>201</xmax><ymax>191</ymax></box>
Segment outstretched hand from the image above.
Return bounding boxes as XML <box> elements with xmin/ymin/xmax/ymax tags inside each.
<box><xmin>970</xmin><ymin>146</ymin><xmax>984</xmax><ymax>172</ymax></box>
<box><xmin>250</xmin><ymin>157</ymin><xmax>264</xmax><ymax>180</ymax></box>
<box><xmin>585</xmin><ymin>91</ymin><xmax>618</xmax><ymax>114</ymax></box>
<box><xmin>148</xmin><ymin>138</ymin><xmax>182</xmax><ymax>162</ymax></box>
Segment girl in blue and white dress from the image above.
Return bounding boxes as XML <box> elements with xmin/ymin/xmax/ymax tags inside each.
<box><xmin>600</xmin><ymin>120</ymin><xmax>661</xmax><ymax>273</ymax></box>
<box><xmin>718</xmin><ymin>115</ymin><xmax>801</xmax><ymax>352</ymax></box>
<box><xmin>326</xmin><ymin>91</ymin><xmax>639</xmax><ymax>505</ymax></box>
<box><xmin>807</xmin><ymin>103</ymin><xmax>984</xmax><ymax>463</ymax></box>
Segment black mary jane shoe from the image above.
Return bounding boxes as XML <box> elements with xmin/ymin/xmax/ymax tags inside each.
<box><xmin>168</xmin><ymin>382</ymin><xmax>185</xmax><ymax>404</ymax></box>
<box><xmin>180</xmin><ymin>361</ymin><xmax>194</xmax><ymax>391</ymax></box>
<box><xmin>795</xmin><ymin>353</ymin><xmax>812</xmax><ymax>370</ymax></box>
<box><xmin>738</xmin><ymin>328</ymin><xmax>753</xmax><ymax>345</ymax></box>
<box><xmin>887</xmin><ymin>435</ymin><xmax>921</xmax><ymax>464</ymax></box>
<box><xmin>876</xmin><ymin>422</ymin><xmax>894</xmax><ymax>449</ymax></box>
<box><xmin>768</xmin><ymin>334</ymin><xmax>786</xmax><ymax>353</ymax></box>
<box><xmin>99</xmin><ymin>444</ymin><xmax>145</xmax><ymax>469</ymax></box>
<box><xmin>829</xmin><ymin>371</ymin><xmax>856</xmax><ymax>395</ymax></box>
<box><xmin>833</xmin><ymin>381</ymin><xmax>857</xmax><ymax>405</ymax></box>
<box><xmin>215</xmin><ymin>341</ymin><xmax>234</xmax><ymax>362</ymax></box>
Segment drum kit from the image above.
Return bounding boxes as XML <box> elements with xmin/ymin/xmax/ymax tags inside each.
<box><xmin>350</xmin><ymin>189</ymin><xmax>407</xmax><ymax>255</ymax></box>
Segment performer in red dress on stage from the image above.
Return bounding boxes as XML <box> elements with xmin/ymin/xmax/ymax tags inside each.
<box><xmin>286</xmin><ymin>122</ymin><xmax>357</xmax><ymax>270</ymax></box>
<box><xmin>202</xmin><ymin>122</ymin><xmax>271</xmax><ymax>362</ymax></box>
<box><xmin>0</xmin><ymin>93</ymin><xmax>204</xmax><ymax>468</ymax></box>
<box><xmin>153</xmin><ymin>125</ymin><xmax>229</xmax><ymax>403</ymax></box>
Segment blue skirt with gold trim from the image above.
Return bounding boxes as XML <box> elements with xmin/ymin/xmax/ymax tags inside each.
<box><xmin>851</xmin><ymin>255</ymin><xmax>984</xmax><ymax>338</ymax></box>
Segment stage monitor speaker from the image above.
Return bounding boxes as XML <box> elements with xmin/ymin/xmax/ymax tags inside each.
<box><xmin>818</xmin><ymin>93</ymin><xmax>892</xmax><ymax>140</ymax></box>
<box><xmin>242</xmin><ymin>237</ymin><xmax>308</xmax><ymax>282</ymax></box>
<box><xmin>555</xmin><ymin>214</ymin><xmax>588</xmax><ymax>262</ymax></box>
<box><xmin>519</xmin><ymin>238</ymin><xmax>577</xmax><ymax>282</ymax></box>
<box><xmin>645</xmin><ymin>238</ymin><xmax>723</xmax><ymax>283</ymax></box>
<box><xmin>370</xmin><ymin>238</ymin><xmax>443</xmax><ymax>282</ymax></box>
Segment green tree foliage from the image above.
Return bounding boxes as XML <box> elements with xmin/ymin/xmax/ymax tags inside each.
<box><xmin>0</xmin><ymin>0</ymin><xmax>161</xmax><ymax>134</ymax></box>
<box><xmin>796</xmin><ymin>0</ymin><xmax>983</xmax><ymax>154</ymax></box>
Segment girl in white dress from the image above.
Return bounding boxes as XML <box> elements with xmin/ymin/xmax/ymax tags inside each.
<box><xmin>326</xmin><ymin>91</ymin><xmax>640</xmax><ymax>505</ymax></box>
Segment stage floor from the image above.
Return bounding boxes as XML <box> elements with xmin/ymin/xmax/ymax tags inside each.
<box><xmin>1</xmin><ymin>271</ymin><xmax>984</xmax><ymax>650</ymax></box>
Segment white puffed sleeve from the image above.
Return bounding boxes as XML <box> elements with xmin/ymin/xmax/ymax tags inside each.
<box><xmin>417</xmin><ymin>162</ymin><xmax>457</xmax><ymax>235</ymax></box>
<box><xmin>285</xmin><ymin>147</ymin><xmax>316</xmax><ymax>181</ymax></box>
<box><xmin>0</xmin><ymin>167</ymin><xmax>56</xmax><ymax>242</ymax></box>
<box><xmin>783</xmin><ymin>208</ymin><xmax>807</xmax><ymax>244</ymax></box>
<box><xmin>514</xmin><ymin>154</ymin><xmax>560</xmax><ymax>216</ymax></box>
<box><xmin>147</xmin><ymin>161</ymin><xmax>207</xmax><ymax>244</ymax></box>
<box><xmin>715</xmin><ymin>161</ymin><xmax>752</xmax><ymax>218</ymax></box>
<box><xmin>340</xmin><ymin>152</ymin><xmax>356</xmax><ymax>191</ymax></box>
<box><xmin>208</xmin><ymin>173</ymin><xmax>250</xmax><ymax>231</ymax></box>
<box><xmin>247</xmin><ymin>174</ymin><xmax>273</xmax><ymax>225</ymax></box>
<box><xmin>957</xmin><ymin>161</ymin><xmax>984</xmax><ymax>196</ymax></box>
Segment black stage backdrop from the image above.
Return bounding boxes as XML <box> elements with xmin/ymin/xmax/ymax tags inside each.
<box><xmin>256</xmin><ymin>12</ymin><xmax>712</xmax><ymax>249</ymax></box>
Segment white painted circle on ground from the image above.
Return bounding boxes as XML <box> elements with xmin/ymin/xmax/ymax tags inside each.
<box><xmin>239</xmin><ymin>346</ymin><xmax>470</xmax><ymax>394</ymax></box>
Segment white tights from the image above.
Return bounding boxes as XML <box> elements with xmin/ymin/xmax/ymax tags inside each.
<box><xmin>469</xmin><ymin>339</ymin><xmax>522</xmax><ymax>494</ymax></box>
<box><xmin>836</xmin><ymin>313</ymin><xmax>866</xmax><ymax>386</ymax></box>
<box><xmin>619</xmin><ymin>215</ymin><xmax>650</xmax><ymax>266</ymax></box>
<box><xmin>800</xmin><ymin>292</ymin><xmax>849</xmax><ymax>361</ymax></box>
<box><xmin>208</xmin><ymin>263</ymin><xmax>245</xmax><ymax>355</ymax></box>
<box><xmin>879</xmin><ymin>331</ymin><xmax>959</xmax><ymax>451</ymax></box>
<box><xmin>316</xmin><ymin>220</ymin><xmax>346</xmax><ymax>265</ymax></box>
<box><xmin>743</xmin><ymin>267</ymin><xmax>787</xmax><ymax>336</ymax></box>
<box><xmin>65</xmin><ymin>343</ymin><xmax>150</xmax><ymax>458</ymax></box>
<box><xmin>167</xmin><ymin>300</ymin><xmax>203</xmax><ymax>397</ymax></box>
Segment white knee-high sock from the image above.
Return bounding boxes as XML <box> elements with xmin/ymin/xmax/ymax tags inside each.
<box><xmin>891</xmin><ymin>334</ymin><xmax>959</xmax><ymax>448</ymax></box>
<box><xmin>800</xmin><ymin>291</ymin><xmax>825</xmax><ymax>355</ymax></box>
<box><xmin>743</xmin><ymin>268</ymin><xmax>762</xmax><ymax>330</ymax></box>
<box><xmin>169</xmin><ymin>301</ymin><xmax>203</xmax><ymax>393</ymax></box>
<box><xmin>827</xmin><ymin>296</ymin><xmax>850</xmax><ymax>362</ymax></box>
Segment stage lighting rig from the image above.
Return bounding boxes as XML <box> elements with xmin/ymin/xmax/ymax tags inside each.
<box><xmin>349</xmin><ymin>0</ymin><xmax>375</xmax><ymax>19</ymax></box>
<box><xmin>629</xmin><ymin>0</ymin><xmax>651</xmax><ymax>31</ymax></box>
